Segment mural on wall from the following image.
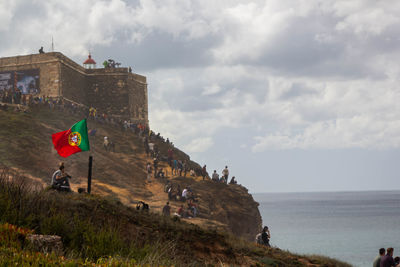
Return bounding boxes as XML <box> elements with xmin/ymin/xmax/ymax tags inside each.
<box><xmin>0</xmin><ymin>69</ymin><xmax>40</xmax><ymax>94</ymax></box>
<box><xmin>0</xmin><ymin>72</ymin><xmax>13</xmax><ymax>92</ymax></box>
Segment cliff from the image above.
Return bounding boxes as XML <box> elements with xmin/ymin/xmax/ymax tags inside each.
<box><xmin>0</xmin><ymin>103</ymin><xmax>261</xmax><ymax>241</ymax></box>
<box><xmin>0</xmin><ymin>167</ymin><xmax>351</xmax><ymax>266</ymax></box>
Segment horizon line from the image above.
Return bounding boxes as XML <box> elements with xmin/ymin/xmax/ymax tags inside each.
<box><xmin>251</xmin><ymin>189</ymin><xmax>400</xmax><ymax>194</ymax></box>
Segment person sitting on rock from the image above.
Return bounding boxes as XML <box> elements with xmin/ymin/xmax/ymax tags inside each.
<box><xmin>184</xmin><ymin>187</ymin><xmax>196</xmax><ymax>202</ymax></box>
<box><xmin>212</xmin><ymin>170</ymin><xmax>219</xmax><ymax>182</ymax></box>
<box><xmin>181</xmin><ymin>188</ymin><xmax>188</xmax><ymax>202</ymax></box>
<box><xmin>186</xmin><ymin>203</ymin><xmax>194</xmax><ymax>218</ymax></box>
<box><xmin>176</xmin><ymin>184</ymin><xmax>182</xmax><ymax>200</ymax></box>
<box><xmin>51</xmin><ymin>162</ymin><xmax>71</xmax><ymax>192</ymax></box>
<box><xmin>229</xmin><ymin>176</ymin><xmax>237</xmax><ymax>185</ymax></box>
<box><xmin>177</xmin><ymin>204</ymin><xmax>185</xmax><ymax>217</ymax></box>
<box><xmin>156</xmin><ymin>168</ymin><xmax>165</xmax><ymax>178</ymax></box>
<box><xmin>164</xmin><ymin>181</ymin><xmax>171</xmax><ymax>193</ymax></box>
<box><xmin>136</xmin><ymin>201</ymin><xmax>149</xmax><ymax>212</ymax></box>
<box><xmin>169</xmin><ymin>184</ymin><xmax>180</xmax><ymax>201</ymax></box>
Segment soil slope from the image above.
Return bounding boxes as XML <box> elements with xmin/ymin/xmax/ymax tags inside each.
<box><xmin>0</xmin><ymin>104</ymin><xmax>261</xmax><ymax>241</ymax></box>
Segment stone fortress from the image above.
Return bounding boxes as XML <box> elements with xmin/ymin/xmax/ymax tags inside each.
<box><xmin>0</xmin><ymin>52</ymin><xmax>148</xmax><ymax>125</ymax></box>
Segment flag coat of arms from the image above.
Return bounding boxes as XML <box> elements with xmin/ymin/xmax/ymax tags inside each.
<box><xmin>52</xmin><ymin>119</ymin><xmax>90</xmax><ymax>157</ymax></box>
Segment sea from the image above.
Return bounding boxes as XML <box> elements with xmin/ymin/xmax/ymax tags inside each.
<box><xmin>253</xmin><ymin>191</ymin><xmax>400</xmax><ymax>267</ymax></box>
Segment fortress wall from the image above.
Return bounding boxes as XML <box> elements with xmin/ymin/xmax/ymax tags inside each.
<box><xmin>59</xmin><ymin>62</ymin><xmax>88</xmax><ymax>105</ymax></box>
<box><xmin>0</xmin><ymin>53</ymin><xmax>60</xmax><ymax>96</ymax></box>
<box><xmin>88</xmin><ymin>73</ymin><xmax>130</xmax><ymax>118</ymax></box>
<box><xmin>127</xmin><ymin>74</ymin><xmax>148</xmax><ymax>124</ymax></box>
<box><xmin>0</xmin><ymin>52</ymin><xmax>149</xmax><ymax>125</ymax></box>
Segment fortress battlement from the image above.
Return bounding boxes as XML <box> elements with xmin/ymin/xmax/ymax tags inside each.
<box><xmin>0</xmin><ymin>52</ymin><xmax>148</xmax><ymax>125</ymax></box>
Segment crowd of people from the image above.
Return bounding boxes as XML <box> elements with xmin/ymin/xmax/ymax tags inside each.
<box><xmin>374</xmin><ymin>248</ymin><xmax>400</xmax><ymax>267</ymax></box>
<box><xmin>8</xmin><ymin>94</ymin><xmax>241</xmax><ymax>226</ymax></box>
<box><xmin>0</xmin><ymin>93</ymin><xmax>152</xmax><ymax>138</ymax></box>
<box><xmin>211</xmin><ymin>166</ymin><xmax>237</xmax><ymax>184</ymax></box>
<box><xmin>164</xmin><ymin>182</ymin><xmax>199</xmax><ymax>219</ymax></box>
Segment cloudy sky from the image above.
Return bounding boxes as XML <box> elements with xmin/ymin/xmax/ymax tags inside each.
<box><xmin>2</xmin><ymin>0</ymin><xmax>400</xmax><ymax>192</ymax></box>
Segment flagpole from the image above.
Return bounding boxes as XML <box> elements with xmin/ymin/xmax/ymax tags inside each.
<box><xmin>88</xmin><ymin>155</ymin><xmax>92</xmax><ymax>194</ymax></box>
<box><xmin>88</xmin><ymin>115</ymin><xmax>94</xmax><ymax>194</ymax></box>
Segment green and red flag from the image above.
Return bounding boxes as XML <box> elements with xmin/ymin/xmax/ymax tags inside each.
<box><xmin>52</xmin><ymin>119</ymin><xmax>90</xmax><ymax>157</ymax></box>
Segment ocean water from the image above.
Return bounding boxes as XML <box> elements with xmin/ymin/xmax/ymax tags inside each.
<box><xmin>253</xmin><ymin>191</ymin><xmax>400</xmax><ymax>267</ymax></box>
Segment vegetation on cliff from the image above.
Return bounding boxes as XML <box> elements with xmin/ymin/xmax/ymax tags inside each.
<box><xmin>0</xmin><ymin>167</ymin><xmax>352</xmax><ymax>266</ymax></box>
<box><xmin>0</xmin><ymin>104</ymin><xmax>261</xmax><ymax>240</ymax></box>
<box><xmin>0</xmin><ymin>105</ymin><xmax>352</xmax><ymax>266</ymax></box>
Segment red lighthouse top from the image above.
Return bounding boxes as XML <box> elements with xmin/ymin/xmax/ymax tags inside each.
<box><xmin>83</xmin><ymin>54</ymin><xmax>96</xmax><ymax>65</ymax></box>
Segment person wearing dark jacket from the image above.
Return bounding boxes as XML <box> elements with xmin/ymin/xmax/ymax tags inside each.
<box><xmin>380</xmin><ymin>247</ymin><xmax>395</xmax><ymax>267</ymax></box>
<box><xmin>261</xmin><ymin>226</ymin><xmax>271</xmax><ymax>247</ymax></box>
<box><xmin>373</xmin><ymin>248</ymin><xmax>385</xmax><ymax>267</ymax></box>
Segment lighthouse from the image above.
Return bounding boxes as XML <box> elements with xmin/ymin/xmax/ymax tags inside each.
<box><xmin>83</xmin><ymin>53</ymin><xmax>96</xmax><ymax>69</ymax></box>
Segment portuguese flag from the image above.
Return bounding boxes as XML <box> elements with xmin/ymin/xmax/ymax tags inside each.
<box><xmin>52</xmin><ymin>119</ymin><xmax>90</xmax><ymax>157</ymax></box>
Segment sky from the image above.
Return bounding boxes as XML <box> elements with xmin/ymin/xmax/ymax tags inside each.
<box><xmin>2</xmin><ymin>0</ymin><xmax>400</xmax><ymax>193</ymax></box>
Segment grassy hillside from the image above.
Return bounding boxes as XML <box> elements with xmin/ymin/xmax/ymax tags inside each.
<box><xmin>0</xmin><ymin>104</ymin><xmax>262</xmax><ymax>240</ymax></box>
<box><xmin>0</xmin><ymin>167</ymin><xmax>352</xmax><ymax>266</ymax></box>
<box><xmin>0</xmin><ymin>104</ymin><xmax>353</xmax><ymax>266</ymax></box>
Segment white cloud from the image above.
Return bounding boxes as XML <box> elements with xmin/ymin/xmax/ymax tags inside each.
<box><xmin>3</xmin><ymin>0</ymin><xmax>400</xmax><ymax>154</ymax></box>
<box><xmin>183</xmin><ymin>137</ymin><xmax>214</xmax><ymax>153</ymax></box>
<box><xmin>335</xmin><ymin>8</ymin><xmax>399</xmax><ymax>36</ymax></box>
<box><xmin>202</xmin><ymin>84</ymin><xmax>221</xmax><ymax>96</ymax></box>
<box><xmin>0</xmin><ymin>0</ymin><xmax>16</xmax><ymax>31</ymax></box>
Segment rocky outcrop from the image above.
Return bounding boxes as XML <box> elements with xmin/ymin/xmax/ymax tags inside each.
<box><xmin>27</xmin><ymin>234</ymin><xmax>63</xmax><ymax>255</ymax></box>
<box><xmin>172</xmin><ymin>177</ymin><xmax>262</xmax><ymax>241</ymax></box>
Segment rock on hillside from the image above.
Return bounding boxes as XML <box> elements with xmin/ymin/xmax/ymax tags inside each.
<box><xmin>0</xmin><ymin>104</ymin><xmax>262</xmax><ymax>240</ymax></box>
<box><xmin>164</xmin><ymin>177</ymin><xmax>262</xmax><ymax>241</ymax></box>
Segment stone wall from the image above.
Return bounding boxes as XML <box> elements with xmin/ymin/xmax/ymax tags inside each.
<box><xmin>88</xmin><ymin>72</ymin><xmax>130</xmax><ymax>118</ymax></box>
<box><xmin>0</xmin><ymin>52</ymin><xmax>149</xmax><ymax>125</ymax></box>
<box><xmin>127</xmin><ymin>74</ymin><xmax>148</xmax><ymax>124</ymax></box>
<box><xmin>60</xmin><ymin>62</ymin><xmax>88</xmax><ymax>104</ymax></box>
<box><xmin>0</xmin><ymin>53</ymin><xmax>61</xmax><ymax>96</ymax></box>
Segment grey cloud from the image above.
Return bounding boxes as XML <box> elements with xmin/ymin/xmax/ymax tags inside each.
<box><xmin>227</xmin><ymin>12</ymin><xmax>389</xmax><ymax>80</ymax></box>
<box><xmin>93</xmin><ymin>30</ymin><xmax>219</xmax><ymax>72</ymax></box>
<box><xmin>279</xmin><ymin>83</ymin><xmax>318</xmax><ymax>100</ymax></box>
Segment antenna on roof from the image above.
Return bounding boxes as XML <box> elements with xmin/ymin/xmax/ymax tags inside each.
<box><xmin>51</xmin><ymin>36</ymin><xmax>54</xmax><ymax>52</ymax></box>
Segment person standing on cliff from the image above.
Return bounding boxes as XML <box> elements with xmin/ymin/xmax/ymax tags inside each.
<box><xmin>222</xmin><ymin>166</ymin><xmax>229</xmax><ymax>183</ymax></box>
<box><xmin>381</xmin><ymin>247</ymin><xmax>395</xmax><ymax>267</ymax></box>
<box><xmin>167</xmin><ymin>148</ymin><xmax>173</xmax><ymax>166</ymax></box>
<box><xmin>146</xmin><ymin>162</ymin><xmax>152</xmax><ymax>182</ymax></box>
<box><xmin>162</xmin><ymin>202</ymin><xmax>171</xmax><ymax>216</ymax></box>
<box><xmin>373</xmin><ymin>248</ymin><xmax>385</xmax><ymax>267</ymax></box>
<box><xmin>202</xmin><ymin>165</ymin><xmax>207</xmax><ymax>180</ymax></box>
<box><xmin>261</xmin><ymin>226</ymin><xmax>271</xmax><ymax>247</ymax></box>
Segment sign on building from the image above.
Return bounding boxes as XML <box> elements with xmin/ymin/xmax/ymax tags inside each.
<box><xmin>0</xmin><ymin>69</ymin><xmax>40</xmax><ymax>94</ymax></box>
